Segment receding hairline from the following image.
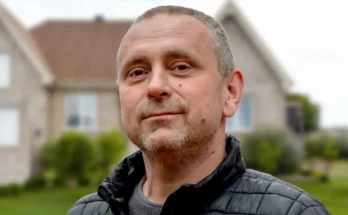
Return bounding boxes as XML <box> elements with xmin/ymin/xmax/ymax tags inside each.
<box><xmin>116</xmin><ymin>12</ymin><xmax>217</xmax><ymax>78</ymax></box>
<box><xmin>116</xmin><ymin>5</ymin><xmax>235</xmax><ymax>85</ymax></box>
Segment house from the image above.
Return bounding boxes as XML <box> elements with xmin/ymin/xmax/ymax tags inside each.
<box><xmin>0</xmin><ymin>0</ymin><xmax>293</xmax><ymax>185</ymax></box>
<box><xmin>215</xmin><ymin>1</ymin><xmax>293</xmax><ymax>134</ymax></box>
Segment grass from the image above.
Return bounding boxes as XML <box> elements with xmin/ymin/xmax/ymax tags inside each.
<box><xmin>1</xmin><ymin>186</ymin><xmax>96</xmax><ymax>215</ymax></box>
<box><xmin>0</xmin><ymin>161</ymin><xmax>347</xmax><ymax>215</ymax></box>
<box><xmin>291</xmin><ymin>179</ymin><xmax>348</xmax><ymax>215</ymax></box>
<box><xmin>288</xmin><ymin>160</ymin><xmax>348</xmax><ymax>215</ymax></box>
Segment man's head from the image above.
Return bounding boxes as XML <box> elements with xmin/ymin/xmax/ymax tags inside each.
<box><xmin>116</xmin><ymin>5</ymin><xmax>244</xmax><ymax>157</ymax></box>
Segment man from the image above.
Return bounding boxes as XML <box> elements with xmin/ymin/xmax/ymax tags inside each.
<box><xmin>67</xmin><ymin>5</ymin><xmax>331</xmax><ymax>215</ymax></box>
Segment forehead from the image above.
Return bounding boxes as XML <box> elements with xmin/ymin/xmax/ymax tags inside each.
<box><xmin>118</xmin><ymin>14</ymin><xmax>215</xmax><ymax>63</ymax></box>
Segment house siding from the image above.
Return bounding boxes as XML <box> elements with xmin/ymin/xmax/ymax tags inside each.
<box><xmin>0</xmin><ymin>21</ymin><xmax>48</xmax><ymax>185</ymax></box>
<box><xmin>222</xmin><ymin>16</ymin><xmax>286</xmax><ymax>133</ymax></box>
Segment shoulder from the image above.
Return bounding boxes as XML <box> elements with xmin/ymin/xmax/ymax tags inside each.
<box><xmin>209</xmin><ymin>169</ymin><xmax>331</xmax><ymax>215</ymax></box>
<box><xmin>66</xmin><ymin>192</ymin><xmax>111</xmax><ymax>215</ymax></box>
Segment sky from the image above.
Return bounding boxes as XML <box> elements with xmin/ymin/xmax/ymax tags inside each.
<box><xmin>1</xmin><ymin>0</ymin><xmax>347</xmax><ymax>128</ymax></box>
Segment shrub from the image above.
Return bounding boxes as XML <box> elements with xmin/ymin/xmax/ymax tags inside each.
<box><xmin>335</xmin><ymin>137</ymin><xmax>348</xmax><ymax>159</ymax></box>
<box><xmin>312</xmin><ymin>170</ymin><xmax>330</xmax><ymax>183</ymax></box>
<box><xmin>241</xmin><ymin>128</ymin><xmax>302</xmax><ymax>175</ymax></box>
<box><xmin>39</xmin><ymin>140</ymin><xmax>57</xmax><ymax>170</ymax></box>
<box><xmin>23</xmin><ymin>174</ymin><xmax>47</xmax><ymax>191</ymax></box>
<box><xmin>0</xmin><ymin>183</ymin><xmax>22</xmax><ymax>197</ymax></box>
<box><xmin>54</xmin><ymin>130</ymin><xmax>96</xmax><ymax>187</ymax></box>
<box><xmin>305</xmin><ymin>132</ymin><xmax>340</xmax><ymax>160</ymax></box>
<box><xmin>95</xmin><ymin>129</ymin><xmax>127</xmax><ymax>175</ymax></box>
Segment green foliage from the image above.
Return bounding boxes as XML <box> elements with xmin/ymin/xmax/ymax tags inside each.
<box><xmin>91</xmin><ymin>129</ymin><xmax>127</xmax><ymax>183</ymax></box>
<box><xmin>38</xmin><ymin>140</ymin><xmax>57</xmax><ymax>169</ymax></box>
<box><xmin>287</xmin><ymin>93</ymin><xmax>320</xmax><ymax>133</ymax></box>
<box><xmin>312</xmin><ymin>170</ymin><xmax>330</xmax><ymax>183</ymax></box>
<box><xmin>36</xmin><ymin>129</ymin><xmax>128</xmax><ymax>188</ymax></box>
<box><xmin>23</xmin><ymin>174</ymin><xmax>47</xmax><ymax>191</ymax></box>
<box><xmin>54</xmin><ymin>130</ymin><xmax>96</xmax><ymax>187</ymax></box>
<box><xmin>95</xmin><ymin>130</ymin><xmax>127</xmax><ymax>172</ymax></box>
<box><xmin>322</xmin><ymin>138</ymin><xmax>340</xmax><ymax>161</ymax></box>
<box><xmin>0</xmin><ymin>183</ymin><xmax>22</xmax><ymax>198</ymax></box>
<box><xmin>242</xmin><ymin>129</ymin><xmax>302</xmax><ymax>175</ymax></box>
<box><xmin>305</xmin><ymin>131</ymin><xmax>341</xmax><ymax>160</ymax></box>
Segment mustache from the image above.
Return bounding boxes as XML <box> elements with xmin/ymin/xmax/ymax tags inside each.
<box><xmin>136</xmin><ymin>99</ymin><xmax>189</xmax><ymax>120</ymax></box>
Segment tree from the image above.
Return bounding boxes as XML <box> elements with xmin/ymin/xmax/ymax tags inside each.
<box><xmin>287</xmin><ymin>93</ymin><xmax>320</xmax><ymax>133</ymax></box>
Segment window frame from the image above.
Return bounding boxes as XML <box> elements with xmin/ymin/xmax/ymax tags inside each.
<box><xmin>0</xmin><ymin>53</ymin><xmax>11</xmax><ymax>88</ymax></box>
<box><xmin>225</xmin><ymin>94</ymin><xmax>253</xmax><ymax>132</ymax></box>
<box><xmin>64</xmin><ymin>93</ymin><xmax>98</xmax><ymax>131</ymax></box>
<box><xmin>0</xmin><ymin>107</ymin><xmax>20</xmax><ymax>147</ymax></box>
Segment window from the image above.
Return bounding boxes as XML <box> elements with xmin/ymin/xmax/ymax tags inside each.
<box><xmin>65</xmin><ymin>93</ymin><xmax>98</xmax><ymax>131</ymax></box>
<box><xmin>0</xmin><ymin>108</ymin><xmax>20</xmax><ymax>146</ymax></box>
<box><xmin>226</xmin><ymin>95</ymin><xmax>252</xmax><ymax>131</ymax></box>
<box><xmin>0</xmin><ymin>54</ymin><xmax>11</xmax><ymax>88</ymax></box>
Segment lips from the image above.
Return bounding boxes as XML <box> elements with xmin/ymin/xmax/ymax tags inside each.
<box><xmin>143</xmin><ymin>112</ymin><xmax>182</xmax><ymax>120</ymax></box>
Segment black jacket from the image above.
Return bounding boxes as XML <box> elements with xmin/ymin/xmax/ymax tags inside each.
<box><xmin>67</xmin><ymin>135</ymin><xmax>331</xmax><ymax>215</ymax></box>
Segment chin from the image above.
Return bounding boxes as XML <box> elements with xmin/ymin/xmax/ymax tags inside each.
<box><xmin>141</xmin><ymin>128</ymin><xmax>188</xmax><ymax>152</ymax></box>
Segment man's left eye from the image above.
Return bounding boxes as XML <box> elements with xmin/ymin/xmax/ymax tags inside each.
<box><xmin>176</xmin><ymin>65</ymin><xmax>189</xmax><ymax>70</ymax></box>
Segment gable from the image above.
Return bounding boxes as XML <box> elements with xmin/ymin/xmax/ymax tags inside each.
<box><xmin>221</xmin><ymin>16</ymin><xmax>282</xmax><ymax>91</ymax></box>
<box><xmin>214</xmin><ymin>0</ymin><xmax>293</xmax><ymax>92</ymax></box>
<box><xmin>0</xmin><ymin>3</ymin><xmax>53</xmax><ymax>86</ymax></box>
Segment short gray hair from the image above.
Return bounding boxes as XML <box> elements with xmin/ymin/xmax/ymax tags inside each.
<box><xmin>133</xmin><ymin>5</ymin><xmax>235</xmax><ymax>75</ymax></box>
<box><xmin>116</xmin><ymin>5</ymin><xmax>235</xmax><ymax>85</ymax></box>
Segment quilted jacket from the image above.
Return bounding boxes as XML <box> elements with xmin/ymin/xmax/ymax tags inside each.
<box><xmin>67</xmin><ymin>135</ymin><xmax>331</xmax><ymax>215</ymax></box>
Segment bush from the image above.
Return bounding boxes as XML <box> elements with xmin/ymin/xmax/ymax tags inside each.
<box><xmin>23</xmin><ymin>174</ymin><xmax>47</xmax><ymax>191</ymax></box>
<box><xmin>95</xmin><ymin>129</ymin><xmax>127</xmax><ymax>177</ymax></box>
<box><xmin>305</xmin><ymin>131</ymin><xmax>340</xmax><ymax>160</ymax></box>
<box><xmin>0</xmin><ymin>183</ymin><xmax>22</xmax><ymax>197</ymax></box>
<box><xmin>54</xmin><ymin>130</ymin><xmax>96</xmax><ymax>187</ymax></box>
<box><xmin>335</xmin><ymin>137</ymin><xmax>348</xmax><ymax>159</ymax></box>
<box><xmin>312</xmin><ymin>170</ymin><xmax>330</xmax><ymax>183</ymax></box>
<box><xmin>39</xmin><ymin>140</ymin><xmax>57</xmax><ymax>170</ymax></box>
<box><xmin>37</xmin><ymin>129</ymin><xmax>128</xmax><ymax>187</ymax></box>
<box><xmin>241</xmin><ymin>128</ymin><xmax>302</xmax><ymax>175</ymax></box>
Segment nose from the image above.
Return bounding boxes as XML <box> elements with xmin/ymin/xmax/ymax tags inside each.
<box><xmin>147</xmin><ymin>68</ymin><xmax>172</xmax><ymax>100</ymax></box>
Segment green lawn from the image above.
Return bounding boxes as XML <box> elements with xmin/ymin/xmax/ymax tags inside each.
<box><xmin>1</xmin><ymin>186</ymin><xmax>96</xmax><ymax>215</ymax></box>
<box><xmin>1</xmin><ymin>181</ymin><xmax>347</xmax><ymax>215</ymax></box>
<box><xmin>1</xmin><ymin>161</ymin><xmax>347</xmax><ymax>215</ymax></box>
<box><xmin>289</xmin><ymin>160</ymin><xmax>348</xmax><ymax>215</ymax></box>
<box><xmin>292</xmin><ymin>179</ymin><xmax>348</xmax><ymax>215</ymax></box>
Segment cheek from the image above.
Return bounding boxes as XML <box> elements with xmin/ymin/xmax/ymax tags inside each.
<box><xmin>119</xmin><ymin>88</ymin><xmax>138</xmax><ymax>119</ymax></box>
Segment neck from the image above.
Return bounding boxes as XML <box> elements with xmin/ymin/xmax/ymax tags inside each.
<box><xmin>141</xmin><ymin>131</ymin><xmax>226</xmax><ymax>204</ymax></box>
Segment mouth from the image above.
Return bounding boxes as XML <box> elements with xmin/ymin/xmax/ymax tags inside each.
<box><xmin>143</xmin><ymin>112</ymin><xmax>182</xmax><ymax>120</ymax></box>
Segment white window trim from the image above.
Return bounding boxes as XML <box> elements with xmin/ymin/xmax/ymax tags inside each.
<box><xmin>0</xmin><ymin>53</ymin><xmax>11</xmax><ymax>88</ymax></box>
<box><xmin>225</xmin><ymin>95</ymin><xmax>253</xmax><ymax>133</ymax></box>
<box><xmin>64</xmin><ymin>93</ymin><xmax>98</xmax><ymax>132</ymax></box>
<box><xmin>0</xmin><ymin>107</ymin><xmax>20</xmax><ymax>147</ymax></box>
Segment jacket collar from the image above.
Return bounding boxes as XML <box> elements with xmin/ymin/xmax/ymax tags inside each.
<box><xmin>98</xmin><ymin>135</ymin><xmax>246</xmax><ymax>214</ymax></box>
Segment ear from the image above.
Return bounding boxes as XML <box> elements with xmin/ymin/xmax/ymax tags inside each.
<box><xmin>222</xmin><ymin>70</ymin><xmax>244</xmax><ymax>118</ymax></box>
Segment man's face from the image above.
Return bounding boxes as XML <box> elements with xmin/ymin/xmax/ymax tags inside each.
<box><xmin>117</xmin><ymin>14</ymin><xmax>235</xmax><ymax>152</ymax></box>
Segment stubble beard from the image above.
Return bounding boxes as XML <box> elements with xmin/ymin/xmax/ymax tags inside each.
<box><xmin>141</xmin><ymin>127</ymin><xmax>189</xmax><ymax>152</ymax></box>
<box><xmin>139</xmin><ymin>120</ymin><xmax>217</xmax><ymax>166</ymax></box>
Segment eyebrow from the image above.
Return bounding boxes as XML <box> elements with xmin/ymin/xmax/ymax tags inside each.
<box><xmin>163</xmin><ymin>49</ymin><xmax>201</xmax><ymax>66</ymax></box>
<box><xmin>119</xmin><ymin>48</ymin><xmax>202</xmax><ymax>76</ymax></box>
<box><xmin>119</xmin><ymin>56</ymin><xmax>148</xmax><ymax>77</ymax></box>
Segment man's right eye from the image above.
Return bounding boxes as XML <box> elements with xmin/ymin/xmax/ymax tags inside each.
<box><xmin>129</xmin><ymin>70</ymin><xmax>145</xmax><ymax>77</ymax></box>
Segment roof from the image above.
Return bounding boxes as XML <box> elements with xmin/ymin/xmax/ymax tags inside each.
<box><xmin>29</xmin><ymin>0</ymin><xmax>292</xmax><ymax>90</ymax></box>
<box><xmin>31</xmin><ymin>18</ymin><xmax>132</xmax><ymax>82</ymax></box>
<box><xmin>0</xmin><ymin>3</ymin><xmax>54</xmax><ymax>85</ymax></box>
<box><xmin>214</xmin><ymin>0</ymin><xmax>293</xmax><ymax>91</ymax></box>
